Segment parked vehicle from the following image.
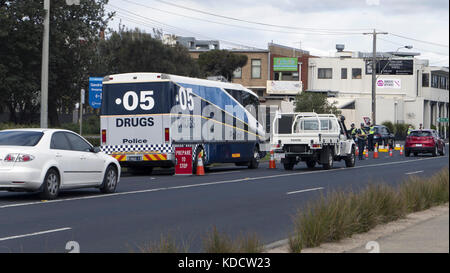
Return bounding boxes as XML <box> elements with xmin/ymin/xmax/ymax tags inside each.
<box><xmin>100</xmin><ymin>73</ymin><xmax>266</xmax><ymax>174</ymax></box>
<box><xmin>0</xmin><ymin>129</ymin><xmax>121</xmax><ymax>199</ymax></box>
<box><xmin>371</xmin><ymin>125</ymin><xmax>395</xmax><ymax>147</ymax></box>
<box><xmin>405</xmin><ymin>129</ymin><xmax>446</xmax><ymax>157</ymax></box>
<box><xmin>271</xmin><ymin>112</ymin><xmax>356</xmax><ymax>170</ymax></box>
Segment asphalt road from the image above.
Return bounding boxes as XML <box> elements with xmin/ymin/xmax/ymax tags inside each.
<box><xmin>0</xmin><ymin>148</ymin><xmax>448</xmax><ymax>253</ymax></box>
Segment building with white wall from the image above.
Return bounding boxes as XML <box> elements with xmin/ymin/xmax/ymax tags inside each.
<box><xmin>307</xmin><ymin>46</ymin><xmax>449</xmax><ymax>131</ymax></box>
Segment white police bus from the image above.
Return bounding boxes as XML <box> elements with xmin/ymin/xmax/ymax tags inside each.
<box><xmin>100</xmin><ymin>73</ymin><xmax>266</xmax><ymax>174</ymax></box>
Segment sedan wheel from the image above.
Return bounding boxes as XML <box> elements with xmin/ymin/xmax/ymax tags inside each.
<box><xmin>40</xmin><ymin>169</ymin><xmax>60</xmax><ymax>200</ymax></box>
<box><xmin>100</xmin><ymin>166</ymin><xmax>118</xmax><ymax>194</ymax></box>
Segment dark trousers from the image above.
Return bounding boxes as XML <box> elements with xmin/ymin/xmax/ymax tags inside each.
<box><xmin>358</xmin><ymin>139</ymin><xmax>366</xmax><ymax>159</ymax></box>
<box><xmin>368</xmin><ymin>135</ymin><xmax>374</xmax><ymax>151</ymax></box>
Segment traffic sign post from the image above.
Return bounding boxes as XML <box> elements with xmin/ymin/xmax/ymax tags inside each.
<box><xmin>437</xmin><ymin>117</ymin><xmax>449</xmax><ymax>123</ymax></box>
<box><xmin>89</xmin><ymin>77</ymin><xmax>103</xmax><ymax>109</ymax></box>
<box><xmin>175</xmin><ymin>147</ymin><xmax>193</xmax><ymax>175</ymax></box>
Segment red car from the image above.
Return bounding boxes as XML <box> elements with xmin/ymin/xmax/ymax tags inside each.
<box><xmin>405</xmin><ymin>129</ymin><xmax>446</xmax><ymax>157</ymax></box>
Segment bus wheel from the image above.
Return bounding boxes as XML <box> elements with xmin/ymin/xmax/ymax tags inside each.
<box><xmin>128</xmin><ymin>166</ymin><xmax>153</xmax><ymax>175</ymax></box>
<box><xmin>193</xmin><ymin>146</ymin><xmax>205</xmax><ymax>174</ymax></box>
<box><xmin>248</xmin><ymin>146</ymin><xmax>260</xmax><ymax>169</ymax></box>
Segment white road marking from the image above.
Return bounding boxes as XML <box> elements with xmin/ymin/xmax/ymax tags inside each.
<box><xmin>0</xmin><ymin>227</ymin><xmax>72</xmax><ymax>242</ymax></box>
<box><xmin>405</xmin><ymin>170</ymin><xmax>424</xmax><ymax>175</ymax></box>
<box><xmin>208</xmin><ymin>170</ymin><xmax>242</xmax><ymax>175</ymax></box>
<box><xmin>287</xmin><ymin>187</ymin><xmax>324</xmax><ymax>195</ymax></box>
<box><xmin>0</xmin><ymin>155</ymin><xmax>447</xmax><ymax>209</ymax></box>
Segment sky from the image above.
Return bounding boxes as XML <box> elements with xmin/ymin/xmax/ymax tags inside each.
<box><xmin>106</xmin><ymin>0</ymin><xmax>449</xmax><ymax>66</ymax></box>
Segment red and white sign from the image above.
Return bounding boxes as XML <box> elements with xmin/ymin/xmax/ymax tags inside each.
<box><xmin>376</xmin><ymin>79</ymin><xmax>401</xmax><ymax>89</ymax></box>
<box><xmin>175</xmin><ymin>147</ymin><xmax>193</xmax><ymax>175</ymax></box>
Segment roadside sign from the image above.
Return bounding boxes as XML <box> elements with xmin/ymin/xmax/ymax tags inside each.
<box><xmin>363</xmin><ymin>116</ymin><xmax>371</xmax><ymax>125</ymax></box>
<box><xmin>89</xmin><ymin>77</ymin><xmax>103</xmax><ymax>109</ymax></box>
<box><xmin>175</xmin><ymin>147</ymin><xmax>193</xmax><ymax>175</ymax></box>
<box><xmin>437</xmin><ymin>117</ymin><xmax>449</xmax><ymax>123</ymax></box>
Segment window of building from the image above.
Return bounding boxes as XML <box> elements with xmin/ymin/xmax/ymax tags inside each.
<box><xmin>233</xmin><ymin>67</ymin><xmax>242</xmax><ymax>79</ymax></box>
<box><xmin>431</xmin><ymin>74</ymin><xmax>439</xmax><ymax>88</ymax></box>
<box><xmin>341</xmin><ymin>68</ymin><xmax>347</xmax><ymax>79</ymax></box>
<box><xmin>422</xmin><ymin>73</ymin><xmax>430</xmax><ymax>87</ymax></box>
<box><xmin>274</xmin><ymin>71</ymin><xmax>299</xmax><ymax>81</ymax></box>
<box><xmin>352</xmin><ymin>68</ymin><xmax>362</xmax><ymax>79</ymax></box>
<box><xmin>318</xmin><ymin>68</ymin><xmax>332</xmax><ymax>79</ymax></box>
<box><xmin>251</xmin><ymin>59</ymin><xmax>261</xmax><ymax>79</ymax></box>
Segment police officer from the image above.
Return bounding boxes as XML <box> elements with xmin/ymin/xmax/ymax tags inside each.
<box><xmin>367</xmin><ymin>122</ymin><xmax>375</xmax><ymax>151</ymax></box>
<box><xmin>356</xmin><ymin>123</ymin><xmax>367</xmax><ymax>160</ymax></box>
<box><xmin>407</xmin><ymin>125</ymin><xmax>414</xmax><ymax>136</ymax></box>
<box><xmin>349</xmin><ymin>123</ymin><xmax>357</xmax><ymax>141</ymax></box>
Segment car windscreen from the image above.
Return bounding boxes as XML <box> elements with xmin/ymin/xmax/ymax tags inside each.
<box><xmin>0</xmin><ymin>131</ymin><xmax>44</xmax><ymax>146</ymax></box>
<box><xmin>410</xmin><ymin>131</ymin><xmax>432</xmax><ymax>137</ymax></box>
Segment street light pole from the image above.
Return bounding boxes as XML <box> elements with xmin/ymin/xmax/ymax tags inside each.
<box><xmin>40</xmin><ymin>0</ymin><xmax>50</xmax><ymax>128</ymax></box>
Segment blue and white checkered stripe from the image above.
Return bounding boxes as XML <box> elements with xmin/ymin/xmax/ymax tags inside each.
<box><xmin>101</xmin><ymin>144</ymin><xmax>174</xmax><ymax>154</ymax></box>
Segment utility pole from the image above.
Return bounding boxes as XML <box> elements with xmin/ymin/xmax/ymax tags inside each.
<box><xmin>40</xmin><ymin>0</ymin><xmax>80</xmax><ymax>129</ymax></box>
<box><xmin>40</xmin><ymin>0</ymin><xmax>50</xmax><ymax>128</ymax></box>
<box><xmin>363</xmin><ymin>29</ymin><xmax>388</xmax><ymax>125</ymax></box>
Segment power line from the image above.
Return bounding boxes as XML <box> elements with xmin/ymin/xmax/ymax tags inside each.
<box><xmin>107</xmin><ymin>4</ymin><xmax>263</xmax><ymax>49</ymax></box>
<box><xmin>378</xmin><ymin>37</ymin><xmax>448</xmax><ymax>56</ymax></box>
<box><xmin>150</xmin><ymin>0</ymin><xmax>371</xmax><ymax>33</ymax></box>
<box><xmin>120</xmin><ymin>0</ymin><xmax>364</xmax><ymax>36</ymax></box>
<box><xmin>388</xmin><ymin>32</ymin><xmax>449</xmax><ymax>48</ymax></box>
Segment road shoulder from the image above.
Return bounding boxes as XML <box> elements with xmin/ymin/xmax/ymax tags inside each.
<box><xmin>266</xmin><ymin>203</ymin><xmax>449</xmax><ymax>253</ymax></box>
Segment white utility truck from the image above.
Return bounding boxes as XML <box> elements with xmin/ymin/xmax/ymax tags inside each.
<box><xmin>271</xmin><ymin>112</ymin><xmax>356</xmax><ymax>170</ymax></box>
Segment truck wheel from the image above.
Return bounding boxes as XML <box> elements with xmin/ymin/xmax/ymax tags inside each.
<box><xmin>345</xmin><ymin>146</ymin><xmax>356</xmax><ymax>168</ymax></box>
<box><xmin>284</xmin><ymin>163</ymin><xmax>295</xmax><ymax>170</ymax></box>
<box><xmin>322</xmin><ymin>149</ymin><xmax>334</xmax><ymax>170</ymax></box>
<box><xmin>306</xmin><ymin>160</ymin><xmax>316</xmax><ymax>169</ymax></box>
<box><xmin>248</xmin><ymin>146</ymin><xmax>260</xmax><ymax>169</ymax></box>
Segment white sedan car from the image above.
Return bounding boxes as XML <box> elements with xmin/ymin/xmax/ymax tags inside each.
<box><xmin>0</xmin><ymin>129</ymin><xmax>120</xmax><ymax>199</ymax></box>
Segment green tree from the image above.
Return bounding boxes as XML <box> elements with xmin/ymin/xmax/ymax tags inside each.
<box><xmin>0</xmin><ymin>1</ymin><xmax>44</xmax><ymax>123</ymax></box>
<box><xmin>0</xmin><ymin>0</ymin><xmax>112</xmax><ymax>126</ymax></box>
<box><xmin>294</xmin><ymin>92</ymin><xmax>341</xmax><ymax>115</ymax></box>
<box><xmin>96</xmin><ymin>28</ymin><xmax>201</xmax><ymax>77</ymax></box>
<box><xmin>197</xmin><ymin>50</ymin><xmax>248</xmax><ymax>81</ymax></box>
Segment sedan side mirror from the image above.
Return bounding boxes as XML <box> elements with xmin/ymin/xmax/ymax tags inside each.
<box><xmin>90</xmin><ymin>147</ymin><xmax>101</xmax><ymax>153</ymax></box>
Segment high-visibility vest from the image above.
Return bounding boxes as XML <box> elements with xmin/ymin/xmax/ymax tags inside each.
<box><xmin>407</xmin><ymin>128</ymin><xmax>413</xmax><ymax>135</ymax></box>
<box><xmin>369</xmin><ymin>126</ymin><xmax>375</xmax><ymax>135</ymax></box>
<box><xmin>357</xmin><ymin>128</ymin><xmax>367</xmax><ymax>140</ymax></box>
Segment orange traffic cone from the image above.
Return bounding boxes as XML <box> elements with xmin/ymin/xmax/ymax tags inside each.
<box><xmin>389</xmin><ymin>147</ymin><xmax>393</xmax><ymax>157</ymax></box>
<box><xmin>269</xmin><ymin>150</ymin><xmax>276</xmax><ymax>169</ymax></box>
<box><xmin>400</xmin><ymin>146</ymin><xmax>404</xmax><ymax>156</ymax></box>
<box><xmin>373</xmin><ymin>144</ymin><xmax>379</xmax><ymax>159</ymax></box>
<box><xmin>365</xmin><ymin>147</ymin><xmax>369</xmax><ymax>159</ymax></box>
<box><xmin>196</xmin><ymin>152</ymin><xmax>205</xmax><ymax>176</ymax></box>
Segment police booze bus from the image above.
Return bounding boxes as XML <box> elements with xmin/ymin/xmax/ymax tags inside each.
<box><xmin>100</xmin><ymin>73</ymin><xmax>266</xmax><ymax>174</ymax></box>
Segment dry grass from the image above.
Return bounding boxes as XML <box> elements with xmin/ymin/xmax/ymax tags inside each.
<box><xmin>289</xmin><ymin>167</ymin><xmax>449</xmax><ymax>253</ymax></box>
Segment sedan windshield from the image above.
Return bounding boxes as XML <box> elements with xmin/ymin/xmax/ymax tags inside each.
<box><xmin>0</xmin><ymin>131</ymin><xmax>44</xmax><ymax>146</ymax></box>
<box><xmin>410</xmin><ymin>131</ymin><xmax>432</xmax><ymax>137</ymax></box>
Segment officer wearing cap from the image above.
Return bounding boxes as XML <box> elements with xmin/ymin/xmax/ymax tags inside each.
<box><xmin>348</xmin><ymin>123</ymin><xmax>357</xmax><ymax>141</ymax></box>
<box><xmin>356</xmin><ymin>123</ymin><xmax>367</xmax><ymax>160</ymax></box>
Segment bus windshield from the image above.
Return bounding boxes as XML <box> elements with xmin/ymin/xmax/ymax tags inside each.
<box><xmin>101</xmin><ymin>81</ymin><xmax>175</xmax><ymax>116</ymax></box>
